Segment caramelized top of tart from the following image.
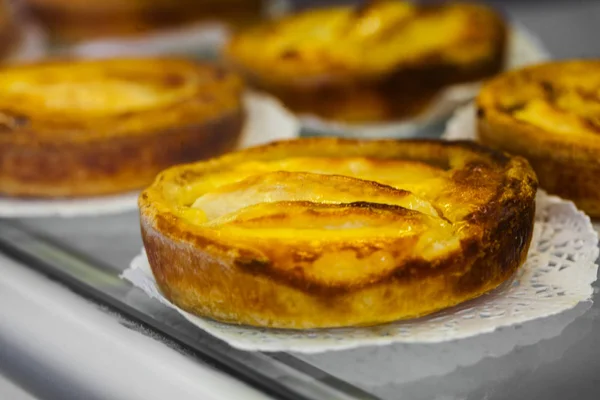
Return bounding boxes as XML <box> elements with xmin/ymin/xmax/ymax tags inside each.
<box><xmin>141</xmin><ymin>138</ymin><xmax>536</xmax><ymax>286</ymax></box>
<box><xmin>479</xmin><ymin>60</ymin><xmax>600</xmax><ymax>141</ymax></box>
<box><xmin>0</xmin><ymin>58</ymin><xmax>243</xmax><ymax>143</ymax></box>
<box><xmin>226</xmin><ymin>0</ymin><xmax>505</xmax><ymax>84</ymax></box>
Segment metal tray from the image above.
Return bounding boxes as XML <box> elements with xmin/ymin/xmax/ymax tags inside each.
<box><xmin>1</xmin><ymin>211</ymin><xmax>599</xmax><ymax>400</ymax></box>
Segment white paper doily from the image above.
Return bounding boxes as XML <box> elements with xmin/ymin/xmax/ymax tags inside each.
<box><xmin>0</xmin><ymin>92</ymin><xmax>299</xmax><ymax>218</ymax></box>
<box><xmin>122</xmin><ymin>191</ymin><xmax>599</xmax><ymax>353</ymax></box>
<box><xmin>443</xmin><ymin>102</ymin><xmax>478</xmax><ymax>141</ymax></box>
<box><xmin>301</xmin><ymin>24</ymin><xmax>550</xmax><ymax>139</ymax></box>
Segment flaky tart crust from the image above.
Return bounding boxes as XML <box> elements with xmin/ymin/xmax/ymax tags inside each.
<box><xmin>477</xmin><ymin>59</ymin><xmax>600</xmax><ymax>218</ymax></box>
<box><xmin>226</xmin><ymin>0</ymin><xmax>506</xmax><ymax>123</ymax></box>
<box><xmin>24</xmin><ymin>0</ymin><xmax>264</xmax><ymax>43</ymax></box>
<box><xmin>0</xmin><ymin>58</ymin><xmax>244</xmax><ymax>198</ymax></box>
<box><xmin>140</xmin><ymin>138</ymin><xmax>537</xmax><ymax>329</ymax></box>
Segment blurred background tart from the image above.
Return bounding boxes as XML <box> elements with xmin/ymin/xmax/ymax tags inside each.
<box><xmin>0</xmin><ymin>58</ymin><xmax>245</xmax><ymax>198</ymax></box>
<box><xmin>226</xmin><ymin>0</ymin><xmax>507</xmax><ymax>123</ymax></box>
<box><xmin>477</xmin><ymin>59</ymin><xmax>600</xmax><ymax>217</ymax></box>
<box><xmin>21</xmin><ymin>0</ymin><xmax>267</xmax><ymax>44</ymax></box>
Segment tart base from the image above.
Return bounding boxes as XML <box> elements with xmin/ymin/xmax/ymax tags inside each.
<box><xmin>141</xmin><ymin>194</ymin><xmax>534</xmax><ymax>329</ymax></box>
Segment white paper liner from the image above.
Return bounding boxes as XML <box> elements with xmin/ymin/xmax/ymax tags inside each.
<box><xmin>6</xmin><ymin>23</ymin><xmax>48</xmax><ymax>63</ymax></box>
<box><xmin>0</xmin><ymin>92</ymin><xmax>299</xmax><ymax>218</ymax></box>
<box><xmin>122</xmin><ymin>191</ymin><xmax>599</xmax><ymax>353</ymax></box>
<box><xmin>301</xmin><ymin>24</ymin><xmax>551</xmax><ymax>139</ymax></box>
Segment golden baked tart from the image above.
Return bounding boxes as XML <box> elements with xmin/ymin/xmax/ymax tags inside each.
<box><xmin>140</xmin><ymin>138</ymin><xmax>537</xmax><ymax>329</ymax></box>
<box><xmin>226</xmin><ymin>0</ymin><xmax>507</xmax><ymax>123</ymax></box>
<box><xmin>24</xmin><ymin>0</ymin><xmax>265</xmax><ymax>43</ymax></box>
<box><xmin>477</xmin><ymin>60</ymin><xmax>600</xmax><ymax>218</ymax></box>
<box><xmin>0</xmin><ymin>58</ymin><xmax>244</xmax><ymax>198</ymax></box>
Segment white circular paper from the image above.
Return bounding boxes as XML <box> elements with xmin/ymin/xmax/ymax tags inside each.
<box><xmin>301</xmin><ymin>24</ymin><xmax>551</xmax><ymax>139</ymax></box>
<box><xmin>122</xmin><ymin>191</ymin><xmax>599</xmax><ymax>353</ymax></box>
<box><xmin>0</xmin><ymin>92</ymin><xmax>299</xmax><ymax>218</ymax></box>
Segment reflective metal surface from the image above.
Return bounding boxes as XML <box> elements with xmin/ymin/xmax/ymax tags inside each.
<box><xmin>1</xmin><ymin>199</ymin><xmax>598</xmax><ymax>400</ymax></box>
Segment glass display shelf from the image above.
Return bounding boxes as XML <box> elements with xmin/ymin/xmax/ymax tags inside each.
<box><xmin>0</xmin><ymin>211</ymin><xmax>599</xmax><ymax>400</ymax></box>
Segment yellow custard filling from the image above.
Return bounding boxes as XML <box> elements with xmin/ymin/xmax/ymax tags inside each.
<box><xmin>158</xmin><ymin>156</ymin><xmax>463</xmax><ymax>262</ymax></box>
<box><xmin>0</xmin><ymin>62</ymin><xmax>199</xmax><ymax>117</ymax></box>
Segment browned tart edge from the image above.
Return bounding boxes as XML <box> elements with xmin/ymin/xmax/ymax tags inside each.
<box><xmin>0</xmin><ymin>110</ymin><xmax>245</xmax><ymax>198</ymax></box>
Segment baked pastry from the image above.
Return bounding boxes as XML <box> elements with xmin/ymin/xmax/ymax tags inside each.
<box><xmin>0</xmin><ymin>58</ymin><xmax>244</xmax><ymax>198</ymax></box>
<box><xmin>24</xmin><ymin>0</ymin><xmax>265</xmax><ymax>43</ymax></box>
<box><xmin>140</xmin><ymin>138</ymin><xmax>537</xmax><ymax>329</ymax></box>
<box><xmin>0</xmin><ymin>1</ymin><xmax>22</xmax><ymax>60</ymax></box>
<box><xmin>477</xmin><ymin>60</ymin><xmax>600</xmax><ymax>218</ymax></box>
<box><xmin>226</xmin><ymin>0</ymin><xmax>507</xmax><ymax>123</ymax></box>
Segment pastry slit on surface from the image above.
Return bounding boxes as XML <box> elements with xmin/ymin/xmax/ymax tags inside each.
<box><xmin>178</xmin><ymin>161</ymin><xmax>457</xmax><ymax>251</ymax></box>
<box><xmin>191</xmin><ymin>171</ymin><xmax>440</xmax><ymax>222</ymax></box>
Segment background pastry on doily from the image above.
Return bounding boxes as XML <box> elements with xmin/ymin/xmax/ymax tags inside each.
<box><xmin>445</xmin><ymin>59</ymin><xmax>600</xmax><ymax>231</ymax></box>
<box><xmin>225</xmin><ymin>0</ymin><xmax>550</xmax><ymax>139</ymax></box>
<box><xmin>0</xmin><ymin>58</ymin><xmax>299</xmax><ymax>218</ymax></box>
<box><xmin>15</xmin><ymin>0</ymin><xmax>290</xmax><ymax>58</ymax></box>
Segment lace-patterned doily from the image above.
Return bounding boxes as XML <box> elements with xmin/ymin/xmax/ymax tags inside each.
<box><xmin>301</xmin><ymin>24</ymin><xmax>550</xmax><ymax>139</ymax></box>
<box><xmin>123</xmin><ymin>191</ymin><xmax>598</xmax><ymax>353</ymax></box>
<box><xmin>0</xmin><ymin>93</ymin><xmax>299</xmax><ymax>218</ymax></box>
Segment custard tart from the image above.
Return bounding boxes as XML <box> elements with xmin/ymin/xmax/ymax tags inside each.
<box><xmin>0</xmin><ymin>0</ymin><xmax>22</xmax><ymax>59</ymax></box>
<box><xmin>477</xmin><ymin>60</ymin><xmax>600</xmax><ymax>218</ymax></box>
<box><xmin>226</xmin><ymin>0</ymin><xmax>506</xmax><ymax>123</ymax></box>
<box><xmin>140</xmin><ymin>138</ymin><xmax>537</xmax><ymax>329</ymax></box>
<box><xmin>0</xmin><ymin>58</ymin><xmax>244</xmax><ymax>198</ymax></box>
<box><xmin>24</xmin><ymin>0</ymin><xmax>265</xmax><ymax>43</ymax></box>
